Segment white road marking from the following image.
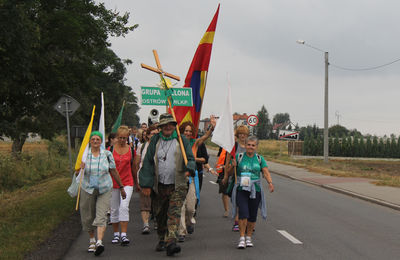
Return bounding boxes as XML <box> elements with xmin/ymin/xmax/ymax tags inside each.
<box><xmin>209</xmin><ymin>181</ymin><xmax>218</xmax><ymax>185</ymax></box>
<box><xmin>277</xmin><ymin>230</ymin><xmax>303</xmax><ymax>244</ymax></box>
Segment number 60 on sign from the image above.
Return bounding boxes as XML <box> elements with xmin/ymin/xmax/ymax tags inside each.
<box><xmin>247</xmin><ymin>115</ymin><xmax>259</xmax><ymax>126</ymax></box>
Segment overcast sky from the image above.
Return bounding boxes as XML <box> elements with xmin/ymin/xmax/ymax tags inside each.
<box><xmin>101</xmin><ymin>0</ymin><xmax>400</xmax><ymax>136</ymax></box>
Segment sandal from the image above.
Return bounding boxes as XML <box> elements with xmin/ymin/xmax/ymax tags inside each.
<box><xmin>232</xmin><ymin>224</ymin><xmax>239</xmax><ymax>232</ymax></box>
<box><xmin>237</xmin><ymin>238</ymin><xmax>246</xmax><ymax>249</ymax></box>
<box><xmin>88</xmin><ymin>242</ymin><xmax>96</xmax><ymax>252</ymax></box>
<box><xmin>245</xmin><ymin>236</ymin><xmax>254</xmax><ymax>247</ymax></box>
<box><xmin>111</xmin><ymin>235</ymin><xmax>120</xmax><ymax>244</ymax></box>
<box><xmin>121</xmin><ymin>235</ymin><xmax>130</xmax><ymax>246</ymax></box>
<box><xmin>94</xmin><ymin>242</ymin><xmax>104</xmax><ymax>256</ymax></box>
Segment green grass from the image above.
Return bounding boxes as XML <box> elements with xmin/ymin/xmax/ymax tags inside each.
<box><xmin>0</xmin><ymin>177</ymin><xmax>76</xmax><ymax>259</ymax></box>
<box><xmin>0</xmin><ymin>139</ymin><xmax>72</xmax><ymax>192</ymax></box>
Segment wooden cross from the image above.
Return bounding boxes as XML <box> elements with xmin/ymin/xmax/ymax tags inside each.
<box><xmin>141</xmin><ymin>50</ymin><xmax>188</xmax><ymax>165</ymax></box>
<box><xmin>141</xmin><ymin>50</ymin><xmax>181</xmax><ymax>81</ymax></box>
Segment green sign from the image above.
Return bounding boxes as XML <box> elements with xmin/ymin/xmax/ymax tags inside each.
<box><xmin>141</xmin><ymin>86</ymin><xmax>193</xmax><ymax>107</ymax></box>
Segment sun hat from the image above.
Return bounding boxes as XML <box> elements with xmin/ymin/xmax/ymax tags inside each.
<box><xmin>158</xmin><ymin>113</ymin><xmax>177</xmax><ymax>127</ymax></box>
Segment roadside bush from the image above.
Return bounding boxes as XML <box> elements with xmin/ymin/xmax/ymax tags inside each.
<box><xmin>47</xmin><ymin>136</ymin><xmax>68</xmax><ymax>156</ymax></box>
<box><xmin>0</xmin><ymin>151</ymin><xmax>69</xmax><ymax>192</ymax></box>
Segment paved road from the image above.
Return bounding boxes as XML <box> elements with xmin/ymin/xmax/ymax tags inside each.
<box><xmin>64</xmin><ymin>155</ymin><xmax>400</xmax><ymax>259</ymax></box>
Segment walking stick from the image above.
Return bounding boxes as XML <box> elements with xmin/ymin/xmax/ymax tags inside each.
<box><xmin>166</xmin><ymin>96</ymin><xmax>188</xmax><ymax>165</ymax></box>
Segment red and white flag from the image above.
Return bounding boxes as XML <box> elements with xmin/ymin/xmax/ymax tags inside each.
<box><xmin>212</xmin><ymin>83</ymin><xmax>235</xmax><ymax>154</ymax></box>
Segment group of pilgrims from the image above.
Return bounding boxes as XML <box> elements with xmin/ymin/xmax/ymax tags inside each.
<box><xmin>77</xmin><ymin>112</ymin><xmax>274</xmax><ymax>257</ymax></box>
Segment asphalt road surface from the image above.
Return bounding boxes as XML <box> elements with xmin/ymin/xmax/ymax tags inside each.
<box><xmin>64</xmin><ymin>154</ymin><xmax>400</xmax><ymax>260</ymax></box>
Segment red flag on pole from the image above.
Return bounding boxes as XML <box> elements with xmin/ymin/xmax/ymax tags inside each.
<box><xmin>173</xmin><ymin>5</ymin><xmax>220</xmax><ymax>135</ymax></box>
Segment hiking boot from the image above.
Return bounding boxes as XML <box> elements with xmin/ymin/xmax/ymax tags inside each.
<box><xmin>155</xmin><ymin>241</ymin><xmax>166</xmax><ymax>252</ymax></box>
<box><xmin>166</xmin><ymin>242</ymin><xmax>181</xmax><ymax>256</ymax></box>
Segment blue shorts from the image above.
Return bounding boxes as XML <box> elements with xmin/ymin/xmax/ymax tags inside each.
<box><xmin>236</xmin><ymin>189</ymin><xmax>261</xmax><ymax>222</ymax></box>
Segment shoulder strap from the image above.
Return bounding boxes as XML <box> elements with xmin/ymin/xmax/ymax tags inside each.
<box><xmin>110</xmin><ymin>145</ymin><xmax>114</xmax><ymax>152</ymax></box>
<box><xmin>130</xmin><ymin>146</ymin><xmax>135</xmax><ymax>165</ymax></box>
<box><xmin>140</xmin><ymin>142</ymin><xmax>146</xmax><ymax>154</ymax></box>
<box><xmin>238</xmin><ymin>152</ymin><xmax>244</xmax><ymax>164</ymax></box>
<box><xmin>256</xmin><ymin>153</ymin><xmax>262</xmax><ymax>164</ymax></box>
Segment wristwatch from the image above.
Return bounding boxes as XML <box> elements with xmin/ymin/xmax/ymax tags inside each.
<box><xmin>209</xmin><ymin>167</ymin><xmax>214</xmax><ymax>172</ymax></box>
<box><xmin>119</xmin><ymin>186</ymin><xmax>124</xmax><ymax>189</ymax></box>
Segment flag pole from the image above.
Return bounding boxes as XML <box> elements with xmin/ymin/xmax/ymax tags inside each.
<box><xmin>75</xmin><ymin>169</ymin><xmax>84</xmax><ymax>210</ymax></box>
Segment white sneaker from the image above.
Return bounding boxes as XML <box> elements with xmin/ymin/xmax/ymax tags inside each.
<box><xmin>245</xmin><ymin>236</ymin><xmax>253</xmax><ymax>247</ymax></box>
<box><xmin>237</xmin><ymin>237</ymin><xmax>246</xmax><ymax>249</ymax></box>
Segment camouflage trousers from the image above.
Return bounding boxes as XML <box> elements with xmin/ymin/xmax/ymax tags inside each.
<box><xmin>152</xmin><ymin>183</ymin><xmax>188</xmax><ymax>245</ymax></box>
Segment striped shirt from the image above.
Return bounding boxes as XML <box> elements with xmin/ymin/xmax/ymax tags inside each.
<box><xmin>81</xmin><ymin>149</ymin><xmax>116</xmax><ymax>194</ymax></box>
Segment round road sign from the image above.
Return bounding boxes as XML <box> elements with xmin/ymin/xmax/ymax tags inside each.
<box><xmin>247</xmin><ymin>115</ymin><xmax>259</xmax><ymax>126</ymax></box>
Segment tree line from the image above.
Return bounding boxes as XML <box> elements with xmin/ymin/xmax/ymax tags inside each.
<box><xmin>254</xmin><ymin>105</ymin><xmax>400</xmax><ymax>158</ymax></box>
<box><xmin>303</xmin><ymin>134</ymin><xmax>400</xmax><ymax>158</ymax></box>
<box><xmin>1</xmin><ymin>0</ymin><xmax>140</xmax><ymax>154</ymax></box>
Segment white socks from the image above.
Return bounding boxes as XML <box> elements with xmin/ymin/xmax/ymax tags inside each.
<box><xmin>114</xmin><ymin>232</ymin><xmax>120</xmax><ymax>237</ymax></box>
<box><xmin>89</xmin><ymin>237</ymin><xmax>96</xmax><ymax>243</ymax></box>
<box><xmin>121</xmin><ymin>232</ymin><xmax>127</xmax><ymax>237</ymax></box>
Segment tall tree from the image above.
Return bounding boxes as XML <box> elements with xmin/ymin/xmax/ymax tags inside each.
<box><xmin>0</xmin><ymin>0</ymin><xmax>139</xmax><ymax>153</ymax></box>
<box><xmin>255</xmin><ymin>105</ymin><xmax>271</xmax><ymax>139</ymax></box>
<box><xmin>272</xmin><ymin>112</ymin><xmax>290</xmax><ymax>126</ymax></box>
<box><xmin>329</xmin><ymin>124</ymin><xmax>349</xmax><ymax>137</ymax></box>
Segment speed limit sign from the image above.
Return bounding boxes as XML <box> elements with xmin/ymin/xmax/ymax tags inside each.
<box><xmin>247</xmin><ymin>115</ymin><xmax>259</xmax><ymax>126</ymax></box>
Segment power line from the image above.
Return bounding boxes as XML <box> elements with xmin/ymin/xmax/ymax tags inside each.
<box><xmin>330</xmin><ymin>57</ymin><xmax>400</xmax><ymax>71</ymax></box>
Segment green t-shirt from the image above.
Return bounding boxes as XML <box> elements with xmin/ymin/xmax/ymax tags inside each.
<box><xmin>236</xmin><ymin>153</ymin><xmax>268</xmax><ymax>192</ymax></box>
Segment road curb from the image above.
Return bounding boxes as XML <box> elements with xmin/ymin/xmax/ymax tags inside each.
<box><xmin>270</xmin><ymin>170</ymin><xmax>400</xmax><ymax>212</ymax></box>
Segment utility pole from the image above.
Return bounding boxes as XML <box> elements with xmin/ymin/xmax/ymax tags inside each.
<box><xmin>297</xmin><ymin>40</ymin><xmax>330</xmax><ymax>163</ymax></box>
<box><xmin>324</xmin><ymin>52</ymin><xmax>329</xmax><ymax>163</ymax></box>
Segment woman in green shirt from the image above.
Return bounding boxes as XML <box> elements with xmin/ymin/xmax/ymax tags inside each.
<box><xmin>232</xmin><ymin>136</ymin><xmax>274</xmax><ymax>249</ymax></box>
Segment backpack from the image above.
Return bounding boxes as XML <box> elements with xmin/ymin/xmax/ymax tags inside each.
<box><xmin>237</xmin><ymin>152</ymin><xmax>262</xmax><ymax>166</ymax></box>
<box><xmin>215</xmin><ymin>143</ymin><xmax>239</xmax><ymax>174</ymax></box>
<box><xmin>215</xmin><ymin>149</ymin><xmax>227</xmax><ymax>174</ymax></box>
<box><xmin>110</xmin><ymin>145</ymin><xmax>135</xmax><ymax>166</ymax></box>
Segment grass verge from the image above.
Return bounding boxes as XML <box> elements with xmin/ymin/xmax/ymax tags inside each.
<box><xmin>0</xmin><ymin>177</ymin><xmax>76</xmax><ymax>259</ymax></box>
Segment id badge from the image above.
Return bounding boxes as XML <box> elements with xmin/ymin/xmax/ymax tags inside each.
<box><xmin>240</xmin><ymin>172</ymin><xmax>251</xmax><ymax>187</ymax></box>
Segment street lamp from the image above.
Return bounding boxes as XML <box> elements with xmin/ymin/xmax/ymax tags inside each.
<box><xmin>297</xmin><ymin>40</ymin><xmax>329</xmax><ymax>163</ymax></box>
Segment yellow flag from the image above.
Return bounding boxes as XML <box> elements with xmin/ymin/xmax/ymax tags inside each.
<box><xmin>74</xmin><ymin>106</ymin><xmax>96</xmax><ymax>171</ymax></box>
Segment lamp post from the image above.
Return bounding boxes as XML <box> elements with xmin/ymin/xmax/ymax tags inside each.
<box><xmin>297</xmin><ymin>40</ymin><xmax>329</xmax><ymax>163</ymax></box>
